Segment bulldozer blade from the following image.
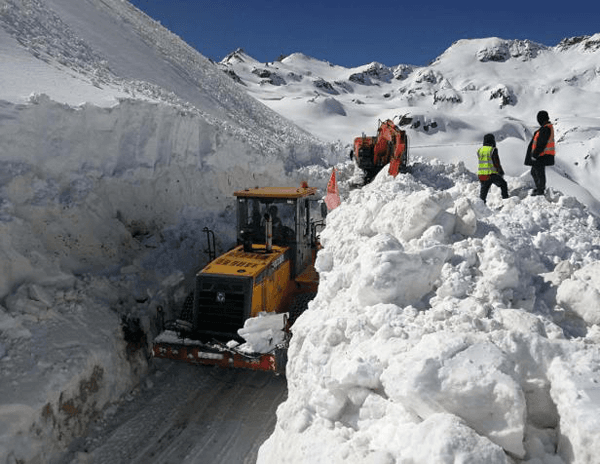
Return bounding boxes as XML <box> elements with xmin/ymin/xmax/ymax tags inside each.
<box><xmin>152</xmin><ymin>330</ymin><xmax>287</xmax><ymax>375</ymax></box>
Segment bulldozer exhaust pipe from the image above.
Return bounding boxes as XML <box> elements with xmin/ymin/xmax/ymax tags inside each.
<box><xmin>264</xmin><ymin>213</ymin><xmax>273</xmax><ymax>253</ymax></box>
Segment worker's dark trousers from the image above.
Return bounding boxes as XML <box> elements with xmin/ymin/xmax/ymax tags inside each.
<box><xmin>480</xmin><ymin>174</ymin><xmax>508</xmax><ymax>203</ymax></box>
<box><xmin>530</xmin><ymin>163</ymin><xmax>546</xmax><ymax>194</ymax></box>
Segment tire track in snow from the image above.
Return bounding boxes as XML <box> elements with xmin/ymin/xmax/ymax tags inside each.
<box><xmin>59</xmin><ymin>360</ymin><xmax>286</xmax><ymax>464</ymax></box>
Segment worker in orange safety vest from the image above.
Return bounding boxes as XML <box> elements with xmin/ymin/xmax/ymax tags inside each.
<box><xmin>524</xmin><ymin>110</ymin><xmax>555</xmax><ymax>196</ymax></box>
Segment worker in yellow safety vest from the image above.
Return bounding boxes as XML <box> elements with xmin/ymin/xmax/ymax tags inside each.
<box><xmin>477</xmin><ymin>133</ymin><xmax>508</xmax><ymax>204</ymax></box>
<box><xmin>524</xmin><ymin>110</ymin><xmax>555</xmax><ymax>196</ymax></box>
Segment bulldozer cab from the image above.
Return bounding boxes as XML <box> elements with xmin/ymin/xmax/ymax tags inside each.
<box><xmin>235</xmin><ymin>186</ymin><xmax>318</xmax><ymax>278</ymax></box>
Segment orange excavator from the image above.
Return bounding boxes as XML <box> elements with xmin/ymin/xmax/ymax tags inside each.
<box><xmin>351</xmin><ymin>119</ymin><xmax>409</xmax><ymax>183</ymax></box>
<box><xmin>152</xmin><ymin>184</ymin><xmax>322</xmax><ymax>375</ymax></box>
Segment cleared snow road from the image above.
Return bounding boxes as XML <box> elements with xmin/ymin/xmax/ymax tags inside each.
<box><xmin>59</xmin><ymin>360</ymin><xmax>287</xmax><ymax>464</ymax></box>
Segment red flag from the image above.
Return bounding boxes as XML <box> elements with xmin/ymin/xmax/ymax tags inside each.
<box><xmin>324</xmin><ymin>168</ymin><xmax>341</xmax><ymax>211</ymax></box>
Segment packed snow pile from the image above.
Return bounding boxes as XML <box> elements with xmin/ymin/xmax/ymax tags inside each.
<box><xmin>259</xmin><ymin>160</ymin><xmax>600</xmax><ymax>464</ymax></box>
<box><xmin>152</xmin><ymin>311</ymin><xmax>287</xmax><ymax>354</ymax></box>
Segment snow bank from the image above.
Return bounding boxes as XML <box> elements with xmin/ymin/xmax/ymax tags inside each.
<box><xmin>0</xmin><ymin>278</ymin><xmax>147</xmax><ymax>462</ymax></box>
<box><xmin>259</xmin><ymin>160</ymin><xmax>600</xmax><ymax>463</ymax></box>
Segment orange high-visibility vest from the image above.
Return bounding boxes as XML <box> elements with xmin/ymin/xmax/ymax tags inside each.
<box><xmin>532</xmin><ymin>123</ymin><xmax>555</xmax><ymax>157</ymax></box>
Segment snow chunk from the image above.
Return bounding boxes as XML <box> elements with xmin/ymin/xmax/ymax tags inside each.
<box><xmin>352</xmin><ymin>234</ymin><xmax>449</xmax><ymax>307</ymax></box>
<box><xmin>391</xmin><ymin>413</ymin><xmax>509</xmax><ymax>464</ymax></box>
<box><xmin>453</xmin><ymin>197</ymin><xmax>478</xmax><ymax>236</ymax></box>
<box><xmin>477</xmin><ymin>233</ymin><xmax>520</xmax><ymax>291</ymax></box>
<box><xmin>548</xmin><ymin>352</ymin><xmax>600</xmax><ymax>463</ymax></box>
<box><xmin>381</xmin><ymin>333</ymin><xmax>527</xmax><ymax>457</ymax></box>
<box><xmin>556</xmin><ymin>262</ymin><xmax>600</xmax><ymax>324</ymax></box>
<box><xmin>237</xmin><ymin>312</ymin><xmax>287</xmax><ymax>353</ymax></box>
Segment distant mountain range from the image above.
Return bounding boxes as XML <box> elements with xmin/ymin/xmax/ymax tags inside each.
<box><xmin>216</xmin><ymin>35</ymin><xmax>600</xmax><ymax>144</ymax></box>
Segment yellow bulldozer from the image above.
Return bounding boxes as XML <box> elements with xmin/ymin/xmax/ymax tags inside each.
<box><xmin>152</xmin><ymin>184</ymin><xmax>322</xmax><ymax>374</ymax></box>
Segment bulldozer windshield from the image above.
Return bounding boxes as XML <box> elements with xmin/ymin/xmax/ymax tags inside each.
<box><xmin>237</xmin><ymin>197</ymin><xmax>296</xmax><ymax>246</ymax></box>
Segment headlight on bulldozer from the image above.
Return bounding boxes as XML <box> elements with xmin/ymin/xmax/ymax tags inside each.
<box><xmin>216</xmin><ymin>291</ymin><xmax>226</xmax><ymax>304</ymax></box>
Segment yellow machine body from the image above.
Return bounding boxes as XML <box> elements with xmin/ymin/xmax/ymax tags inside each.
<box><xmin>152</xmin><ymin>184</ymin><xmax>322</xmax><ymax>373</ymax></box>
<box><xmin>201</xmin><ymin>244</ymin><xmax>297</xmax><ymax>317</ymax></box>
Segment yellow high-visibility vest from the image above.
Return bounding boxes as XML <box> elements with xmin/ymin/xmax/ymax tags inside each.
<box><xmin>477</xmin><ymin>146</ymin><xmax>497</xmax><ymax>176</ymax></box>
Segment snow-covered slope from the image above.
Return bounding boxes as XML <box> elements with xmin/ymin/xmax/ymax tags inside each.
<box><xmin>2</xmin><ymin>0</ymin><xmax>600</xmax><ymax>462</ymax></box>
<box><xmin>0</xmin><ymin>0</ymin><xmax>335</xmax><ymax>296</ymax></box>
<box><xmin>220</xmin><ymin>36</ymin><xmax>600</xmax><ymax>208</ymax></box>
<box><xmin>1</xmin><ymin>0</ymin><xmax>322</xmax><ymax>151</ymax></box>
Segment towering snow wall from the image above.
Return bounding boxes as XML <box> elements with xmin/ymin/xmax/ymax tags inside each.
<box><xmin>0</xmin><ymin>94</ymin><xmax>330</xmax><ymax>297</ymax></box>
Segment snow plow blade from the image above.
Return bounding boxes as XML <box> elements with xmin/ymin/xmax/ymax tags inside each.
<box><xmin>152</xmin><ymin>330</ymin><xmax>288</xmax><ymax>375</ymax></box>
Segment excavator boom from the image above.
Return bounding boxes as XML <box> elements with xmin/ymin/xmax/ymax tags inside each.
<box><xmin>352</xmin><ymin>119</ymin><xmax>409</xmax><ymax>183</ymax></box>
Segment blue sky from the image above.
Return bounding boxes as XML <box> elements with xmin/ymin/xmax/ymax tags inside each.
<box><xmin>129</xmin><ymin>0</ymin><xmax>599</xmax><ymax>67</ymax></box>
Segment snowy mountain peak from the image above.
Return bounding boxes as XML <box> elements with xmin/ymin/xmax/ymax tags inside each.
<box><xmin>476</xmin><ymin>37</ymin><xmax>546</xmax><ymax>62</ymax></box>
<box><xmin>439</xmin><ymin>37</ymin><xmax>547</xmax><ymax>64</ymax></box>
<box><xmin>220</xmin><ymin>47</ymin><xmax>255</xmax><ymax>64</ymax></box>
<box><xmin>348</xmin><ymin>61</ymin><xmax>395</xmax><ymax>85</ymax></box>
<box><xmin>392</xmin><ymin>63</ymin><xmax>417</xmax><ymax>80</ymax></box>
<box><xmin>556</xmin><ymin>33</ymin><xmax>600</xmax><ymax>52</ymax></box>
<box><xmin>280</xmin><ymin>51</ymin><xmax>324</xmax><ymax>65</ymax></box>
